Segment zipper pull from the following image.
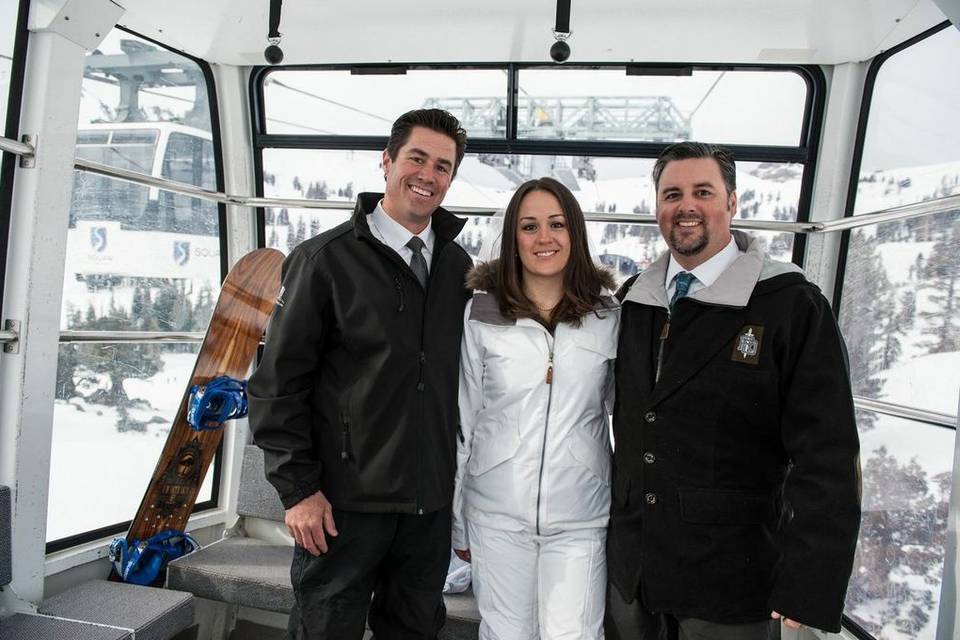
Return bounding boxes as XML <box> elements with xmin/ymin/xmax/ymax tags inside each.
<box><xmin>544</xmin><ymin>335</ymin><xmax>555</xmax><ymax>385</ymax></box>
<box><xmin>545</xmin><ymin>346</ymin><xmax>554</xmax><ymax>385</ymax></box>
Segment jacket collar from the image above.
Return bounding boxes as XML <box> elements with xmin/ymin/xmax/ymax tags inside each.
<box><xmin>623</xmin><ymin>230</ymin><xmax>803</xmax><ymax>309</ymax></box>
<box><xmin>467</xmin><ymin>259</ymin><xmax>619</xmax><ymax>326</ymax></box>
<box><xmin>352</xmin><ymin>192</ymin><xmax>466</xmax><ymax>243</ymax></box>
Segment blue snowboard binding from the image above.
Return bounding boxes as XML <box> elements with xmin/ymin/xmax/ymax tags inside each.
<box><xmin>186</xmin><ymin>375</ymin><xmax>249</xmax><ymax>431</ymax></box>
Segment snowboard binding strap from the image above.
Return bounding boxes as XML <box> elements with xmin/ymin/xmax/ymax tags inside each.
<box><xmin>109</xmin><ymin>529</ymin><xmax>200</xmax><ymax>585</ymax></box>
<box><xmin>186</xmin><ymin>375</ymin><xmax>249</xmax><ymax>431</ymax></box>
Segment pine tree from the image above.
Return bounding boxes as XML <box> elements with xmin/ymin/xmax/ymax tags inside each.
<box><xmin>837</xmin><ymin>230</ymin><xmax>898</xmax><ymax>429</ymax></box>
<box><xmin>295</xmin><ymin>217</ymin><xmax>307</xmax><ymax>246</ymax></box>
<box><xmin>920</xmin><ymin>219</ymin><xmax>960</xmax><ymax>354</ymax></box>
<box><xmin>192</xmin><ymin>284</ymin><xmax>215</xmax><ymax>330</ymax></box>
<box><xmin>845</xmin><ymin>446</ymin><xmax>948</xmax><ymax>637</ymax></box>
<box><xmin>286</xmin><ymin>223</ymin><xmax>296</xmax><ymax>252</ymax></box>
<box><xmin>55</xmin><ymin>344</ymin><xmax>80</xmax><ymax>400</ymax></box>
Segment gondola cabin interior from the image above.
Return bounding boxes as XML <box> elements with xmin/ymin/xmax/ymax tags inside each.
<box><xmin>0</xmin><ymin>1</ymin><xmax>959</xmax><ymax>639</ymax></box>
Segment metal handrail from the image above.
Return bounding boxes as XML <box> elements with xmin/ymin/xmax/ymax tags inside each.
<box><xmin>7</xmin><ymin>328</ymin><xmax>957</xmax><ymax>428</ymax></box>
<box><xmin>854</xmin><ymin>395</ymin><xmax>958</xmax><ymax>429</ymax></box>
<box><xmin>0</xmin><ymin>135</ymin><xmax>34</xmax><ymax>157</ymax></box>
<box><xmin>76</xmin><ymin>155</ymin><xmax>960</xmax><ymax>233</ymax></box>
<box><xmin>58</xmin><ymin>330</ymin><xmax>205</xmax><ymax>343</ymax></box>
<box><xmin>3</xmin><ymin>134</ymin><xmax>959</xmax><ymax>234</ymax></box>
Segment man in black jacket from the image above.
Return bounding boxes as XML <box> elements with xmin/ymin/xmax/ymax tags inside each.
<box><xmin>605</xmin><ymin>142</ymin><xmax>861</xmax><ymax>639</ymax></box>
<box><xmin>249</xmin><ymin>109</ymin><xmax>473</xmax><ymax>640</ymax></box>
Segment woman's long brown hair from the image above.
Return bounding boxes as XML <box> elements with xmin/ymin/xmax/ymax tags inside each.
<box><xmin>495</xmin><ymin>177</ymin><xmax>609</xmax><ymax>326</ymax></box>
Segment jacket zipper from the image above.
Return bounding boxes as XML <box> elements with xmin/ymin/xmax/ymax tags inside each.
<box><xmin>655</xmin><ymin>317</ymin><xmax>669</xmax><ymax>383</ymax></box>
<box><xmin>394</xmin><ymin>274</ymin><xmax>405</xmax><ymax>312</ymax></box>
<box><xmin>340</xmin><ymin>412</ymin><xmax>353</xmax><ymax>461</ymax></box>
<box><xmin>535</xmin><ymin>331</ymin><xmax>555</xmax><ymax>535</ymax></box>
<box><xmin>414</xmin><ymin>240</ymin><xmax>447</xmax><ymax>514</ymax></box>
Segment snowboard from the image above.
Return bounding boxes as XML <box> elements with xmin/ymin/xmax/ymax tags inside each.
<box><xmin>123</xmin><ymin>248</ymin><xmax>284</xmax><ymax>547</ymax></box>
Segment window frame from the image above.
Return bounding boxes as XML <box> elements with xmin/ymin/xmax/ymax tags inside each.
<box><xmin>832</xmin><ymin>20</ymin><xmax>955</xmax><ymax>311</ymax></box>
<box><xmin>832</xmin><ymin>20</ymin><xmax>958</xmax><ymax>640</ymax></box>
<box><xmin>0</xmin><ymin>0</ymin><xmax>31</xmax><ymax>320</ymax></box>
<box><xmin>249</xmin><ymin>62</ymin><xmax>825</xmax><ymax>266</ymax></box>
<box><xmin>45</xmin><ymin>24</ymin><xmax>230</xmax><ymax>554</ymax></box>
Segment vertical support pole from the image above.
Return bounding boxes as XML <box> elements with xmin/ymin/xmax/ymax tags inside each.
<box><xmin>0</xmin><ymin>29</ymin><xmax>86</xmax><ymax>609</ymax></box>
<box><xmin>935</xmin><ymin>395</ymin><xmax>960</xmax><ymax>640</ymax></box>
<box><xmin>211</xmin><ymin>64</ymin><xmax>259</xmax><ymax>528</ymax></box>
<box><xmin>802</xmin><ymin>61</ymin><xmax>868</xmax><ymax>301</ymax></box>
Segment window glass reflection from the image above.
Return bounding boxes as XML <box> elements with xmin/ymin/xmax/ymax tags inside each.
<box><xmin>855</xmin><ymin>27</ymin><xmax>960</xmax><ymax>214</ymax></box>
<box><xmin>845</xmin><ymin>411</ymin><xmax>955</xmax><ymax>640</ymax></box>
<box><xmin>840</xmin><ymin>193</ymin><xmax>960</xmax><ymax>415</ymax></box>
<box><xmin>517</xmin><ymin>68</ymin><xmax>807</xmax><ymax>145</ymax></box>
<box><xmin>262</xmin><ymin>149</ymin><xmax>801</xmax><ymax>275</ymax></box>
<box><xmin>49</xmin><ymin>29</ymin><xmax>221</xmax><ymax>544</ymax></box>
<box><xmin>263</xmin><ymin>69</ymin><xmax>508</xmax><ymax>137</ymax></box>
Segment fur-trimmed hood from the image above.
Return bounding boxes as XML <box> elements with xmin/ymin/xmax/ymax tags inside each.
<box><xmin>466</xmin><ymin>259</ymin><xmax>619</xmax><ymax>293</ymax></box>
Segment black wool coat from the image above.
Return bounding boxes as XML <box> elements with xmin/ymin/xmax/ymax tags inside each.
<box><xmin>249</xmin><ymin>193</ymin><xmax>473</xmax><ymax>514</ymax></box>
<box><xmin>608</xmin><ymin>234</ymin><xmax>861</xmax><ymax>633</ymax></box>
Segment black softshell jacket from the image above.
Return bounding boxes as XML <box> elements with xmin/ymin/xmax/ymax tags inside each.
<box><xmin>249</xmin><ymin>193</ymin><xmax>473</xmax><ymax>514</ymax></box>
<box><xmin>608</xmin><ymin>233</ymin><xmax>861</xmax><ymax>633</ymax></box>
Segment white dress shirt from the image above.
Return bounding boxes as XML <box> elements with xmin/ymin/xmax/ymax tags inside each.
<box><xmin>367</xmin><ymin>201</ymin><xmax>435</xmax><ymax>273</ymax></box>
<box><xmin>665</xmin><ymin>234</ymin><xmax>742</xmax><ymax>300</ymax></box>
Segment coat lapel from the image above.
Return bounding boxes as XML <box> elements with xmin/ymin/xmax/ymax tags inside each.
<box><xmin>649</xmin><ymin>304</ymin><xmax>747</xmax><ymax>406</ymax></box>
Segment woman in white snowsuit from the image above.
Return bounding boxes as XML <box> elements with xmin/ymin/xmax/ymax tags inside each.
<box><xmin>453</xmin><ymin>177</ymin><xmax>619</xmax><ymax>640</ymax></box>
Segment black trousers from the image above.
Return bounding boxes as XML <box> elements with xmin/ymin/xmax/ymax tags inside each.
<box><xmin>604</xmin><ymin>582</ymin><xmax>781</xmax><ymax>640</ymax></box>
<box><xmin>287</xmin><ymin>506</ymin><xmax>451</xmax><ymax>640</ymax></box>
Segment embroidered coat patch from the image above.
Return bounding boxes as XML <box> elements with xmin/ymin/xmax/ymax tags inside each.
<box><xmin>731</xmin><ymin>325</ymin><xmax>764</xmax><ymax>364</ymax></box>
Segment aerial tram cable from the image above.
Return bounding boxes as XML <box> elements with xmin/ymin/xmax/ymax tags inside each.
<box><xmin>688</xmin><ymin>71</ymin><xmax>727</xmax><ymax>120</ymax></box>
<box><xmin>264</xmin><ymin>0</ymin><xmax>284</xmax><ymax>65</ymax></box>
<box><xmin>266</xmin><ymin>76</ymin><xmax>393</xmax><ymax>123</ymax></box>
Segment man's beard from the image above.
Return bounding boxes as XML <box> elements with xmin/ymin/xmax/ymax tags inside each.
<box><xmin>669</xmin><ymin>222</ymin><xmax>708</xmax><ymax>256</ymax></box>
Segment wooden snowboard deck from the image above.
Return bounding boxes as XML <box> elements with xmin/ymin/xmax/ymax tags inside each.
<box><xmin>125</xmin><ymin>248</ymin><xmax>284</xmax><ymax>543</ymax></box>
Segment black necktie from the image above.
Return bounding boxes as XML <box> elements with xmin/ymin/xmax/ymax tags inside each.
<box><xmin>406</xmin><ymin>236</ymin><xmax>428</xmax><ymax>289</ymax></box>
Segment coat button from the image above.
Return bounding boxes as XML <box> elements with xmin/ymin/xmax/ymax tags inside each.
<box><xmin>644</xmin><ymin>411</ymin><xmax>657</xmax><ymax>423</ymax></box>
<box><xmin>645</xmin><ymin>493</ymin><xmax>657</xmax><ymax>505</ymax></box>
<box><xmin>643</xmin><ymin>452</ymin><xmax>656</xmax><ymax>464</ymax></box>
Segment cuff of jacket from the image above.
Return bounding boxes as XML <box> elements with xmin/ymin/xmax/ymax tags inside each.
<box><xmin>451</xmin><ymin>517</ymin><xmax>469</xmax><ymax>550</ymax></box>
<box><xmin>767</xmin><ymin>587</ymin><xmax>844</xmax><ymax>633</ymax></box>
<box><xmin>279</xmin><ymin>480</ymin><xmax>323</xmax><ymax>510</ymax></box>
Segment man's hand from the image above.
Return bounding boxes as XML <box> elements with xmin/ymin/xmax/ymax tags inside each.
<box><xmin>286</xmin><ymin>491</ymin><xmax>338</xmax><ymax>556</ymax></box>
<box><xmin>454</xmin><ymin>548</ymin><xmax>471</xmax><ymax>563</ymax></box>
<box><xmin>771</xmin><ymin>612</ymin><xmax>803</xmax><ymax>630</ymax></box>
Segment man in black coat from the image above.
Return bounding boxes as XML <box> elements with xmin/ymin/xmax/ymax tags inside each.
<box><xmin>248</xmin><ymin>109</ymin><xmax>474</xmax><ymax>639</ymax></box>
<box><xmin>606</xmin><ymin>142</ymin><xmax>861</xmax><ymax>640</ymax></box>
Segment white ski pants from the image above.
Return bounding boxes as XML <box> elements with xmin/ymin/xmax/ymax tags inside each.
<box><xmin>466</xmin><ymin>521</ymin><xmax>606</xmax><ymax>640</ymax></box>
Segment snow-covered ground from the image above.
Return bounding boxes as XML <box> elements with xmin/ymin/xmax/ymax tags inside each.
<box><xmin>47</xmin><ymin>353</ymin><xmax>213</xmax><ymax>541</ymax></box>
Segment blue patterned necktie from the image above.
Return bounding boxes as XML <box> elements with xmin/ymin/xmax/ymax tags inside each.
<box><xmin>670</xmin><ymin>271</ymin><xmax>695</xmax><ymax>310</ymax></box>
<box><xmin>406</xmin><ymin>236</ymin><xmax>428</xmax><ymax>289</ymax></box>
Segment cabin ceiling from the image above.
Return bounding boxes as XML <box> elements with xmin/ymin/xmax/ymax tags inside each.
<box><xmin>114</xmin><ymin>0</ymin><xmax>952</xmax><ymax>67</ymax></box>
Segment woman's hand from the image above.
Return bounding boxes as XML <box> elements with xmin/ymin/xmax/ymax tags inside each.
<box><xmin>454</xmin><ymin>548</ymin><xmax>472</xmax><ymax>562</ymax></box>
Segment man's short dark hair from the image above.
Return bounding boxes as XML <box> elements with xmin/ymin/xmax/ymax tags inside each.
<box><xmin>386</xmin><ymin>108</ymin><xmax>468</xmax><ymax>176</ymax></box>
<box><xmin>652</xmin><ymin>141</ymin><xmax>737</xmax><ymax>194</ymax></box>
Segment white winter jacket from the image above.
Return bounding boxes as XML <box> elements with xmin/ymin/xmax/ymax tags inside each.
<box><xmin>452</xmin><ymin>272</ymin><xmax>619</xmax><ymax>549</ymax></box>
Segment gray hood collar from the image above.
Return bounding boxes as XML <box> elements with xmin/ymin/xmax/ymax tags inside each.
<box><xmin>623</xmin><ymin>230</ymin><xmax>804</xmax><ymax>309</ymax></box>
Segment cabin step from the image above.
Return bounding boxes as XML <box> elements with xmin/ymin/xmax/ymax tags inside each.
<box><xmin>0</xmin><ymin>612</ymin><xmax>132</xmax><ymax>640</ymax></box>
<box><xmin>39</xmin><ymin>579</ymin><xmax>194</xmax><ymax>640</ymax></box>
